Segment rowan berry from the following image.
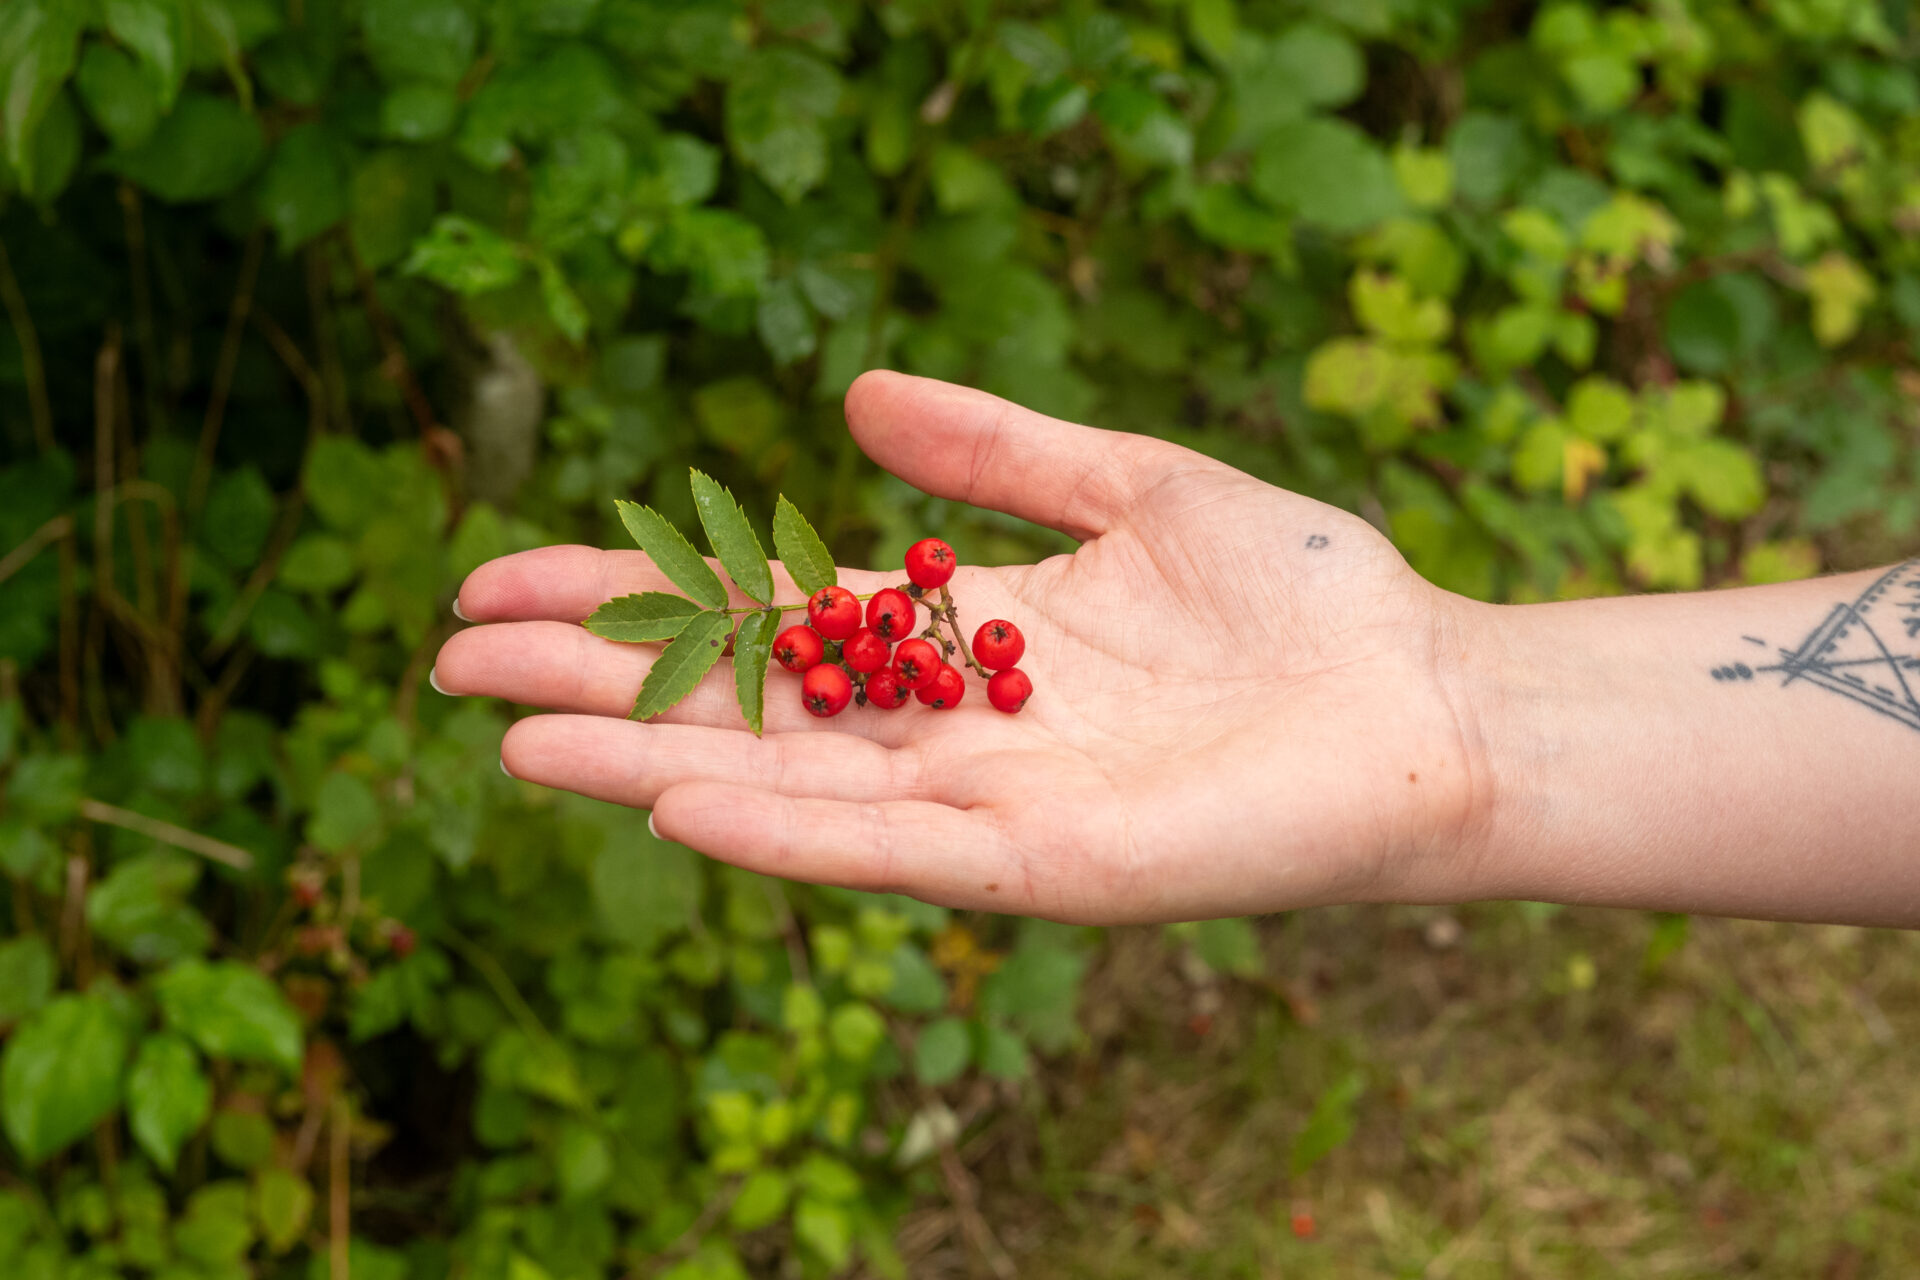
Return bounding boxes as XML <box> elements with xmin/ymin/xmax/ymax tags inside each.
<box><xmin>773</xmin><ymin>625</ymin><xmax>824</xmax><ymax>673</ymax></box>
<box><xmin>864</xmin><ymin>669</ymin><xmax>911</xmax><ymax>709</ymax></box>
<box><xmin>866</xmin><ymin>587</ymin><xmax>916</xmax><ymax>641</ymax></box>
<box><xmin>972</xmin><ymin>619</ymin><xmax>1025</xmax><ymax>670</ymax></box>
<box><xmin>916</xmin><ymin>662</ymin><xmax>966</xmax><ymax>709</ymax></box>
<box><xmin>891</xmin><ymin>638</ymin><xmax>941</xmax><ymax>691</ymax></box>
<box><xmin>841</xmin><ymin>627</ymin><xmax>890</xmax><ymax>674</ymax></box>
<box><xmin>807</xmin><ymin>585</ymin><xmax>862</xmax><ymax>640</ymax></box>
<box><xmin>801</xmin><ymin>664</ymin><xmax>853</xmax><ymax>717</ymax></box>
<box><xmin>987</xmin><ymin>668</ymin><xmax>1032</xmax><ymax>714</ymax></box>
<box><xmin>904</xmin><ymin>538</ymin><xmax>956</xmax><ymax>589</ymax></box>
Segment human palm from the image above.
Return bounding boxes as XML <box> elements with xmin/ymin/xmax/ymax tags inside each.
<box><xmin>435</xmin><ymin>372</ymin><xmax>1481</xmax><ymax>923</ymax></box>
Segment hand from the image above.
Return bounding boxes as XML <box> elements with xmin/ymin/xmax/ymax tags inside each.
<box><xmin>433</xmin><ymin>372</ymin><xmax>1487</xmax><ymax>924</ymax></box>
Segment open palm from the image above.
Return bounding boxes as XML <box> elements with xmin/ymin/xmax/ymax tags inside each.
<box><xmin>434</xmin><ymin>372</ymin><xmax>1485</xmax><ymax>924</ymax></box>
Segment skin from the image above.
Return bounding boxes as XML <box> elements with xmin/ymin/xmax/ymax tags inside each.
<box><xmin>435</xmin><ymin>371</ymin><xmax>1920</xmax><ymax>929</ymax></box>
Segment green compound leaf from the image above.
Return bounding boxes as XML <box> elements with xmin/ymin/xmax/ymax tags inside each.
<box><xmin>730</xmin><ymin>608</ymin><xmax>781</xmax><ymax>737</ymax></box>
<box><xmin>614</xmin><ymin>500</ymin><xmax>727</xmax><ymax>610</ymax></box>
<box><xmin>630</xmin><ymin>610</ymin><xmax>732</xmax><ymax>721</ymax></box>
<box><xmin>586</xmin><ymin>592</ymin><xmax>703</xmax><ymax>643</ymax></box>
<box><xmin>690</xmin><ymin>470</ymin><xmax>773</xmax><ymax>604</ymax></box>
<box><xmin>773</xmin><ymin>496</ymin><xmax>836</xmax><ymax>597</ymax></box>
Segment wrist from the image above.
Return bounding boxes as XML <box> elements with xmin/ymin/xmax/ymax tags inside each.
<box><xmin>1411</xmin><ymin>590</ymin><xmax>1524</xmax><ymax>905</ymax></box>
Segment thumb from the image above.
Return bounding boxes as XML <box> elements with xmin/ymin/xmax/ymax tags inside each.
<box><xmin>844</xmin><ymin>371</ymin><xmax>1169</xmax><ymax>540</ymax></box>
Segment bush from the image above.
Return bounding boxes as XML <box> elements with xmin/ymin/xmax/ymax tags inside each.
<box><xmin>0</xmin><ymin>0</ymin><xmax>1915</xmax><ymax>1275</ymax></box>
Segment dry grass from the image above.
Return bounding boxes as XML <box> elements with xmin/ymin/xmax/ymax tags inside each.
<box><xmin>908</xmin><ymin>905</ymin><xmax>1920</xmax><ymax>1279</ymax></box>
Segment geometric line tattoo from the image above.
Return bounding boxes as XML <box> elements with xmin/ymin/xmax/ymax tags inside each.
<box><xmin>1709</xmin><ymin>558</ymin><xmax>1920</xmax><ymax>735</ymax></box>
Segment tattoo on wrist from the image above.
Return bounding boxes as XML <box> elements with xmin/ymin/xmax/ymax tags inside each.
<box><xmin>1711</xmin><ymin>558</ymin><xmax>1920</xmax><ymax>734</ymax></box>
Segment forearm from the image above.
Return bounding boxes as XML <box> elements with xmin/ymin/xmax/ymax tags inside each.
<box><xmin>1457</xmin><ymin>561</ymin><xmax>1920</xmax><ymax>927</ymax></box>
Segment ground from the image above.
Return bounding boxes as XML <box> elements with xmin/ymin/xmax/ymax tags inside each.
<box><xmin>897</xmin><ymin>904</ymin><xmax>1920</xmax><ymax>1278</ymax></box>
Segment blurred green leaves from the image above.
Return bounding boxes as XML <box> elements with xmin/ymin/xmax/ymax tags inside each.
<box><xmin>0</xmin><ymin>0</ymin><xmax>1916</xmax><ymax>1274</ymax></box>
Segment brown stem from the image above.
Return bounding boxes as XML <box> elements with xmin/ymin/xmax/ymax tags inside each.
<box><xmin>118</xmin><ymin>185</ymin><xmax>163</xmax><ymax>440</ymax></box>
<box><xmin>57</xmin><ymin>528</ymin><xmax>80</xmax><ymax>747</ymax></box>
<box><xmin>203</xmin><ymin>491</ymin><xmax>306</xmax><ymax>662</ymax></box>
<box><xmin>306</xmin><ymin>243</ymin><xmax>350</xmax><ymax>434</ymax></box>
<box><xmin>191</xmin><ymin>229</ymin><xmax>266</xmax><ymax>515</ymax></box>
<box><xmin>77</xmin><ymin>798</ymin><xmax>255</xmax><ymax>871</ymax></box>
<box><xmin>933</xmin><ymin>586</ymin><xmax>991</xmax><ymax>679</ymax></box>
<box><xmin>340</xmin><ymin>232</ymin><xmax>444</xmax><ymax>442</ymax></box>
<box><xmin>634</xmin><ymin>1182</ymin><xmax>741</xmax><ymax>1278</ymax></box>
<box><xmin>329</xmin><ymin>1095</ymin><xmax>350</xmax><ymax>1280</ymax></box>
<box><xmin>0</xmin><ymin>237</ymin><xmax>54</xmax><ymax>452</ymax></box>
<box><xmin>0</xmin><ymin>515</ymin><xmax>74</xmax><ymax>588</ymax></box>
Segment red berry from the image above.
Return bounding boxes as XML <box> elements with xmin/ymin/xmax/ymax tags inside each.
<box><xmin>1290</xmin><ymin>1211</ymin><xmax>1316</xmax><ymax>1240</ymax></box>
<box><xmin>864</xmin><ymin>669</ymin><xmax>911</xmax><ymax>709</ymax></box>
<box><xmin>987</xmin><ymin>668</ymin><xmax>1032</xmax><ymax>714</ymax></box>
<box><xmin>807</xmin><ymin>586</ymin><xmax>861</xmax><ymax>640</ymax></box>
<box><xmin>972</xmin><ymin>619</ymin><xmax>1025</xmax><ymax>670</ymax></box>
<box><xmin>841</xmin><ymin>628</ymin><xmax>890</xmax><ymax>674</ymax></box>
<box><xmin>388</xmin><ymin>924</ymin><xmax>417</xmax><ymax>958</ymax></box>
<box><xmin>866</xmin><ymin>588</ymin><xmax>916</xmax><ymax>641</ymax></box>
<box><xmin>904</xmin><ymin>538</ymin><xmax>956</xmax><ymax>589</ymax></box>
<box><xmin>915</xmin><ymin>662</ymin><xmax>966</xmax><ymax>709</ymax></box>
<box><xmin>773</xmin><ymin>625</ymin><xmax>824</xmax><ymax>673</ymax></box>
<box><xmin>801</xmin><ymin>664</ymin><xmax>853</xmax><ymax>717</ymax></box>
<box><xmin>891</xmin><ymin>638</ymin><xmax>941</xmax><ymax>690</ymax></box>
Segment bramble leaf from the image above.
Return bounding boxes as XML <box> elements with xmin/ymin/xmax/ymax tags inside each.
<box><xmin>730</xmin><ymin>609</ymin><xmax>780</xmax><ymax>737</ymax></box>
<box><xmin>127</xmin><ymin>1032</ymin><xmax>211</xmax><ymax>1172</ymax></box>
<box><xmin>586</xmin><ymin>592</ymin><xmax>703</xmax><ymax>643</ymax></box>
<box><xmin>773</xmin><ymin>496</ymin><xmax>836</xmax><ymax>597</ymax></box>
<box><xmin>690</xmin><ymin>470</ymin><xmax>773</xmax><ymax>604</ymax></box>
<box><xmin>615</xmin><ymin>501</ymin><xmax>727</xmax><ymax>610</ymax></box>
<box><xmin>0</xmin><ymin>993</ymin><xmax>131</xmax><ymax>1163</ymax></box>
<box><xmin>630</xmin><ymin>611</ymin><xmax>732</xmax><ymax>721</ymax></box>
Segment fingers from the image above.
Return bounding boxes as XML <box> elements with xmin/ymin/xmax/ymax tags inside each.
<box><xmin>499</xmin><ymin>716</ymin><xmax>925</xmax><ymax>809</ymax></box>
<box><xmin>454</xmin><ymin>544</ymin><xmax>892</xmax><ymax>624</ymax></box>
<box><xmin>844</xmin><ymin>370</ymin><xmax>1180</xmax><ymax>540</ymax></box>
<box><xmin>651</xmin><ymin>782</ymin><xmax>1021</xmax><ymax>911</ymax></box>
<box><xmin>434</xmin><ymin>621</ymin><xmax>903</xmax><ymax>739</ymax></box>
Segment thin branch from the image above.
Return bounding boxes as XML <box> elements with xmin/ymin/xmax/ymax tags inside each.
<box><xmin>191</xmin><ymin>228</ymin><xmax>266</xmax><ymax>514</ymax></box>
<box><xmin>440</xmin><ymin>926</ymin><xmax>564</xmax><ymax>1055</ymax></box>
<box><xmin>118</xmin><ymin>184</ymin><xmax>163</xmax><ymax>440</ymax></box>
<box><xmin>635</xmin><ymin>1181</ymin><xmax>741</xmax><ymax>1277</ymax></box>
<box><xmin>938</xmin><ymin>1139</ymin><xmax>1016</xmax><ymax>1280</ymax></box>
<box><xmin>57</xmin><ymin>527</ymin><xmax>80</xmax><ymax>746</ymax></box>
<box><xmin>339</xmin><ymin>231</ymin><xmax>442</xmax><ymax>439</ymax></box>
<box><xmin>0</xmin><ymin>237</ymin><xmax>54</xmax><ymax>452</ymax></box>
<box><xmin>329</xmin><ymin>1095</ymin><xmax>351</xmax><ymax>1280</ymax></box>
<box><xmin>0</xmin><ymin>515</ymin><xmax>74</xmax><ymax>588</ymax></box>
<box><xmin>202</xmin><ymin>490</ymin><xmax>306</xmax><ymax>662</ymax></box>
<box><xmin>77</xmin><ymin>798</ymin><xmax>256</xmax><ymax>871</ymax></box>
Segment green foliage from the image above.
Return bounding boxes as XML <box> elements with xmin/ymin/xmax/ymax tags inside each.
<box><xmin>0</xmin><ymin>0</ymin><xmax>1915</xmax><ymax>1272</ymax></box>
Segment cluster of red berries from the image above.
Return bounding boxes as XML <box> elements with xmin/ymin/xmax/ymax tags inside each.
<box><xmin>773</xmin><ymin>538</ymin><xmax>1034</xmax><ymax>719</ymax></box>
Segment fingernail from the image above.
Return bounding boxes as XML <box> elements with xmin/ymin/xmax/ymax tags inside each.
<box><xmin>429</xmin><ymin>666</ymin><xmax>448</xmax><ymax>696</ymax></box>
<box><xmin>647</xmin><ymin>812</ymin><xmax>661</xmax><ymax>840</ymax></box>
<box><xmin>500</xmin><ymin>756</ymin><xmax>514</xmax><ymax>779</ymax></box>
<box><xmin>452</xmin><ymin>597</ymin><xmax>472</xmax><ymax>622</ymax></box>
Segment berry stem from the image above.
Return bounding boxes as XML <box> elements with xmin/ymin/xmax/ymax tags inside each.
<box><xmin>930</xmin><ymin>585</ymin><xmax>991</xmax><ymax>679</ymax></box>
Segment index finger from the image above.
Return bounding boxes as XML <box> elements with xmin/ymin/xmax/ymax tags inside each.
<box><xmin>454</xmin><ymin>545</ymin><xmax>897</xmax><ymax>624</ymax></box>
